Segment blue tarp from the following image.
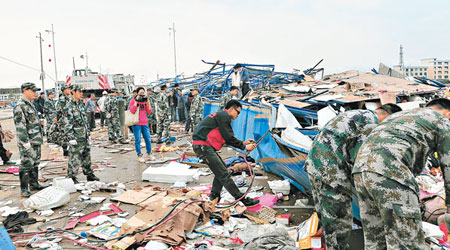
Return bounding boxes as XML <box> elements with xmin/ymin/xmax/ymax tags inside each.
<box><xmin>201</xmin><ymin>101</ymin><xmax>361</xmax><ymax>221</ymax></box>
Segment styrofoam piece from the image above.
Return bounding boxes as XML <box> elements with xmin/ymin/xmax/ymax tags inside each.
<box><xmin>52</xmin><ymin>177</ymin><xmax>77</xmax><ymax>193</ymax></box>
<box><xmin>275</xmin><ymin>103</ymin><xmax>302</xmax><ymax>129</ymax></box>
<box><xmin>281</xmin><ymin>125</ymin><xmax>313</xmax><ymax>150</ymax></box>
<box><xmin>398</xmin><ymin>101</ymin><xmax>422</xmax><ymax>111</ymax></box>
<box><xmin>142</xmin><ymin>162</ymin><xmax>197</xmax><ymax>183</ymax></box>
<box><xmin>268</xmin><ymin>179</ymin><xmax>291</xmax><ymax>195</ymax></box>
<box><xmin>23</xmin><ymin>186</ymin><xmax>70</xmax><ymax>211</ymax></box>
<box><xmin>318</xmin><ymin>106</ymin><xmax>337</xmax><ymax>129</ymax></box>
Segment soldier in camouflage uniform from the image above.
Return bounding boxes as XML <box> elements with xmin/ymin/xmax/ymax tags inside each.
<box><xmin>43</xmin><ymin>91</ymin><xmax>56</xmax><ymax>137</ymax></box>
<box><xmin>218</xmin><ymin>86</ymin><xmax>239</xmax><ymax>110</ymax></box>
<box><xmin>49</xmin><ymin>85</ymin><xmax>72</xmax><ymax>156</ymax></box>
<box><xmin>352</xmin><ymin>98</ymin><xmax>450</xmax><ymax>250</ymax></box>
<box><xmin>63</xmin><ymin>85</ymin><xmax>99</xmax><ymax>183</ymax></box>
<box><xmin>156</xmin><ymin>85</ymin><xmax>171</xmax><ymax>144</ymax></box>
<box><xmin>105</xmin><ymin>88</ymin><xmax>123</xmax><ymax>143</ymax></box>
<box><xmin>190</xmin><ymin>88</ymin><xmax>204</xmax><ymax>130</ymax></box>
<box><xmin>13</xmin><ymin>82</ymin><xmax>46</xmax><ymax>197</ymax></box>
<box><xmin>304</xmin><ymin>103</ymin><xmax>402</xmax><ymax>249</ymax></box>
<box><xmin>147</xmin><ymin>88</ymin><xmax>157</xmax><ymax>133</ymax></box>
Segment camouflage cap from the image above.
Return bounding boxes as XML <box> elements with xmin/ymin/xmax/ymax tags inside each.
<box><xmin>61</xmin><ymin>85</ymin><xmax>72</xmax><ymax>91</ymax></box>
<box><xmin>21</xmin><ymin>82</ymin><xmax>41</xmax><ymax>92</ymax></box>
<box><xmin>110</xmin><ymin>88</ymin><xmax>118</xmax><ymax>93</ymax></box>
<box><xmin>71</xmin><ymin>85</ymin><xmax>84</xmax><ymax>91</ymax></box>
<box><xmin>47</xmin><ymin>90</ymin><xmax>55</xmax><ymax>95</ymax></box>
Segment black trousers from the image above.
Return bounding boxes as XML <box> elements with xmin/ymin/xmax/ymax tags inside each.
<box><xmin>193</xmin><ymin>145</ymin><xmax>242</xmax><ymax>199</ymax></box>
<box><xmin>87</xmin><ymin>112</ymin><xmax>96</xmax><ymax>130</ymax></box>
<box><xmin>241</xmin><ymin>82</ymin><xmax>250</xmax><ymax>99</ymax></box>
<box><xmin>0</xmin><ymin>139</ymin><xmax>8</xmax><ymax>163</ymax></box>
<box><xmin>100</xmin><ymin>112</ymin><xmax>106</xmax><ymax>126</ymax></box>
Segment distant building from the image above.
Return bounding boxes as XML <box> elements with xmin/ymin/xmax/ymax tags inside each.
<box><xmin>0</xmin><ymin>88</ymin><xmax>21</xmax><ymax>101</ymax></box>
<box><xmin>397</xmin><ymin>58</ymin><xmax>450</xmax><ymax>81</ymax></box>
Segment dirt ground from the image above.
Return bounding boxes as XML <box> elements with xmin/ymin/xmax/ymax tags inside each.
<box><xmin>0</xmin><ymin>109</ymin><xmax>327</xmax><ymax>249</ymax></box>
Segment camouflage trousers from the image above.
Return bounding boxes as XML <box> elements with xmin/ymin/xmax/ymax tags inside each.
<box><xmin>47</xmin><ymin>122</ymin><xmax>60</xmax><ymax>145</ymax></box>
<box><xmin>354</xmin><ymin>172</ymin><xmax>426</xmax><ymax>250</ymax></box>
<box><xmin>107</xmin><ymin>117</ymin><xmax>122</xmax><ymax>141</ymax></box>
<box><xmin>18</xmin><ymin>144</ymin><xmax>41</xmax><ymax>171</ymax></box>
<box><xmin>309</xmin><ymin>174</ymin><xmax>353</xmax><ymax>250</ymax></box>
<box><xmin>190</xmin><ymin>114</ymin><xmax>202</xmax><ymax>131</ymax></box>
<box><xmin>68</xmin><ymin>142</ymin><xmax>94</xmax><ymax>178</ymax></box>
<box><xmin>156</xmin><ymin>114</ymin><xmax>171</xmax><ymax>141</ymax></box>
<box><xmin>45</xmin><ymin>117</ymin><xmax>54</xmax><ymax>134</ymax></box>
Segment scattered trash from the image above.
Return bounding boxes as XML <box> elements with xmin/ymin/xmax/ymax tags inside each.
<box><xmin>23</xmin><ymin>186</ymin><xmax>70</xmax><ymax>211</ymax></box>
<box><xmin>144</xmin><ymin>240</ymin><xmax>170</xmax><ymax>250</ymax></box>
<box><xmin>268</xmin><ymin>179</ymin><xmax>291</xmax><ymax>195</ymax></box>
<box><xmin>52</xmin><ymin>177</ymin><xmax>77</xmax><ymax>193</ymax></box>
<box><xmin>0</xmin><ymin>206</ymin><xmax>20</xmax><ymax>217</ymax></box>
<box><xmin>275</xmin><ymin>214</ymin><xmax>291</xmax><ymax>225</ymax></box>
<box><xmin>3</xmin><ymin>211</ymin><xmax>36</xmax><ymax>233</ymax></box>
<box><xmin>142</xmin><ymin>162</ymin><xmax>197</xmax><ymax>183</ymax></box>
<box><xmin>36</xmin><ymin>210</ymin><xmax>54</xmax><ymax>217</ymax></box>
<box><xmin>297</xmin><ymin>212</ymin><xmax>321</xmax><ymax>249</ymax></box>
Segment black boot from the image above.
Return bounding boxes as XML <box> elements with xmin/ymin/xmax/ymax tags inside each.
<box><xmin>87</xmin><ymin>173</ymin><xmax>99</xmax><ymax>181</ymax></box>
<box><xmin>19</xmin><ymin>170</ymin><xmax>31</xmax><ymax>197</ymax></box>
<box><xmin>71</xmin><ymin>176</ymin><xmax>79</xmax><ymax>184</ymax></box>
<box><xmin>29</xmin><ymin>167</ymin><xmax>46</xmax><ymax>191</ymax></box>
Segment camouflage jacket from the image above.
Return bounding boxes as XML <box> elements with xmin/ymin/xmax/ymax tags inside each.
<box><xmin>157</xmin><ymin>92</ymin><xmax>169</xmax><ymax>118</ymax></box>
<box><xmin>190</xmin><ymin>95</ymin><xmax>203</xmax><ymax>117</ymax></box>
<box><xmin>43</xmin><ymin>99</ymin><xmax>57</xmax><ymax>120</ymax></box>
<box><xmin>55</xmin><ymin>95</ymin><xmax>70</xmax><ymax>122</ymax></box>
<box><xmin>305</xmin><ymin>110</ymin><xmax>379</xmax><ymax>190</ymax></box>
<box><xmin>105</xmin><ymin>96</ymin><xmax>119</xmax><ymax>119</ymax></box>
<box><xmin>13</xmin><ymin>97</ymin><xmax>43</xmax><ymax>145</ymax></box>
<box><xmin>352</xmin><ymin>108</ymin><xmax>450</xmax><ymax>204</ymax></box>
<box><xmin>219</xmin><ymin>92</ymin><xmax>232</xmax><ymax>110</ymax></box>
<box><xmin>63</xmin><ymin>98</ymin><xmax>90</xmax><ymax>142</ymax></box>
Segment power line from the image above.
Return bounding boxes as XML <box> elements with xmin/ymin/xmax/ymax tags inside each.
<box><xmin>0</xmin><ymin>55</ymin><xmax>56</xmax><ymax>82</ymax></box>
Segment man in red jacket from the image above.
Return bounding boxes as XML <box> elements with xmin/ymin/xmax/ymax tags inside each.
<box><xmin>193</xmin><ymin>100</ymin><xmax>259</xmax><ymax>207</ymax></box>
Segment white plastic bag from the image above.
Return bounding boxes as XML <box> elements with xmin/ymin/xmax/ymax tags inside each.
<box><xmin>23</xmin><ymin>186</ymin><xmax>70</xmax><ymax>211</ymax></box>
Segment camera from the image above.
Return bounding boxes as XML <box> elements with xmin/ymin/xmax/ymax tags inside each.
<box><xmin>135</xmin><ymin>94</ymin><xmax>148</xmax><ymax>102</ymax></box>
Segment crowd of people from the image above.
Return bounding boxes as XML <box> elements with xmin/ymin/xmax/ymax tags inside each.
<box><xmin>10</xmin><ymin>78</ymin><xmax>247</xmax><ymax>197</ymax></box>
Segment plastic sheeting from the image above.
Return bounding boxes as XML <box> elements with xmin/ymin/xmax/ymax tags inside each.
<box><xmin>281</xmin><ymin>126</ymin><xmax>313</xmax><ymax>151</ymax></box>
<box><xmin>275</xmin><ymin>104</ymin><xmax>301</xmax><ymax>129</ymax></box>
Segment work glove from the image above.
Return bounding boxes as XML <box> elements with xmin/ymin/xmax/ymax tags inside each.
<box><xmin>106</xmin><ymin>113</ymin><xmax>112</xmax><ymax>119</ymax></box>
<box><xmin>23</xmin><ymin>142</ymin><xmax>32</xmax><ymax>150</ymax></box>
<box><xmin>69</xmin><ymin>140</ymin><xmax>78</xmax><ymax>146</ymax></box>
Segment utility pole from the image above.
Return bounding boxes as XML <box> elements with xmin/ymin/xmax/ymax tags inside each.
<box><xmin>37</xmin><ymin>32</ymin><xmax>46</xmax><ymax>97</ymax></box>
<box><xmin>399</xmin><ymin>45</ymin><xmax>404</xmax><ymax>70</ymax></box>
<box><xmin>72</xmin><ymin>56</ymin><xmax>76</xmax><ymax>69</ymax></box>
<box><xmin>45</xmin><ymin>24</ymin><xmax>58</xmax><ymax>95</ymax></box>
<box><xmin>169</xmin><ymin>22</ymin><xmax>177</xmax><ymax>77</ymax></box>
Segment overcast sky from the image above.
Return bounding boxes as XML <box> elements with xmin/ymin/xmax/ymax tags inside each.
<box><xmin>1</xmin><ymin>0</ymin><xmax>449</xmax><ymax>88</ymax></box>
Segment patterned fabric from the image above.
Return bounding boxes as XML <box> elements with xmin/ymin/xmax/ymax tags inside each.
<box><xmin>190</xmin><ymin>94</ymin><xmax>203</xmax><ymax>130</ymax></box>
<box><xmin>305</xmin><ymin>110</ymin><xmax>379</xmax><ymax>193</ymax></box>
<box><xmin>68</xmin><ymin>143</ymin><xmax>93</xmax><ymax>178</ymax></box>
<box><xmin>52</xmin><ymin>95</ymin><xmax>70</xmax><ymax>146</ymax></box>
<box><xmin>218</xmin><ymin>92</ymin><xmax>232</xmax><ymax>110</ymax></box>
<box><xmin>43</xmin><ymin>98</ymin><xmax>56</xmax><ymax>132</ymax></box>
<box><xmin>105</xmin><ymin>95</ymin><xmax>121</xmax><ymax>141</ymax></box>
<box><xmin>304</xmin><ymin>109</ymin><xmax>379</xmax><ymax>249</ymax></box>
<box><xmin>309</xmin><ymin>175</ymin><xmax>352</xmax><ymax>250</ymax></box>
<box><xmin>147</xmin><ymin>94</ymin><xmax>157</xmax><ymax>124</ymax></box>
<box><xmin>63</xmin><ymin>98</ymin><xmax>93</xmax><ymax>178</ymax></box>
<box><xmin>156</xmin><ymin>91</ymin><xmax>170</xmax><ymax>141</ymax></box>
<box><xmin>13</xmin><ymin>97</ymin><xmax>43</xmax><ymax>147</ymax></box>
<box><xmin>354</xmin><ymin>172</ymin><xmax>426</xmax><ymax>250</ymax></box>
<box><xmin>352</xmin><ymin>108</ymin><xmax>450</xmax><ymax>203</ymax></box>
